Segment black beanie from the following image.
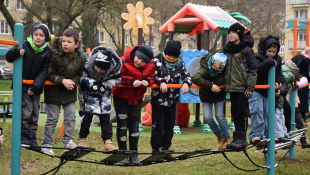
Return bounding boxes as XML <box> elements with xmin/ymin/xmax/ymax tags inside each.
<box><xmin>94</xmin><ymin>49</ymin><xmax>112</xmax><ymax>70</ymax></box>
<box><xmin>297</xmin><ymin>58</ymin><xmax>309</xmax><ymax>76</ymax></box>
<box><xmin>228</xmin><ymin>23</ymin><xmax>245</xmax><ymax>40</ymax></box>
<box><xmin>164</xmin><ymin>40</ymin><xmax>181</xmax><ymax>58</ymax></box>
<box><xmin>135</xmin><ymin>45</ymin><xmax>154</xmax><ymax>63</ymax></box>
<box><xmin>32</xmin><ymin>24</ymin><xmax>51</xmax><ymax>42</ymax></box>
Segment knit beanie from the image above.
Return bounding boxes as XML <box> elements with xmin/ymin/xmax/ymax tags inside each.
<box><xmin>135</xmin><ymin>45</ymin><xmax>154</xmax><ymax>63</ymax></box>
<box><xmin>164</xmin><ymin>40</ymin><xmax>182</xmax><ymax>58</ymax></box>
<box><xmin>211</xmin><ymin>53</ymin><xmax>228</xmax><ymax>72</ymax></box>
<box><xmin>94</xmin><ymin>49</ymin><xmax>112</xmax><ymax>70</ymax></box>
<box><xmin>297</xmin><ymin>58</ymin><xmax>309</xmax><ymax>76</ymax></box>
<box><xmin>32</xmin><ymin>24</ymin><xmax>51</xmax><ymax>42</ymax></box>
<box><xmin>228</xmin><ymin>23</ymin><xmax>245</xmax><ymax>40</ymax></box>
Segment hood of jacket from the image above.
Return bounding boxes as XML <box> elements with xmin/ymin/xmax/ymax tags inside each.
<box><xmin>285</xmin><ymin>60</ymin><xmax>300</xmax><ymax>81</ymax></box>
<box><xmin>223</xmin><ymin>32</ymin><xmax>254</xmax><ymax>54</ymax></box>
<box><xmin>258</xmin><ymin>35</ymin><xmax>280</xmax><ymax>56</ymax></box>
<box><xmin>123</xmin><ymin>45</ymin><xmax>140</xmax><ymax>66</ymax></box>
<box><xmin>50</xmin><ymin>37</ymin><xmax>83</xmax><ymax>57</ymax></box>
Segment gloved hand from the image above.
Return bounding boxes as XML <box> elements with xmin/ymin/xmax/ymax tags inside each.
<box><xmin>99</xmin><ymin>86</ymin><xmax>105</xmax><ymax>93</ymax></box>
<box><xmin>92</xmin><ymin>85</ymin><xmax>98</xmax><ymax>91</ymax></box>
<box><xmin>244</xmin><ymin>90</ymin><xmax>253</xmax><ymax>98</ymax></box>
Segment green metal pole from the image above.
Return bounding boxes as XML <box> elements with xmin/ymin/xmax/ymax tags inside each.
<box><xmin>267</xmin><ymin>66</ymin><xmax>275</xmax><ymax>175</ymax></box>
<box><xmin>289</xmin><ymin>90</ymin><xmax>296</xmax><ymax>159</ymax></box>
<box><xmin>11</xmin><ymin>23</ymin><xmax>23</xmax><ymax>175</ymax></box>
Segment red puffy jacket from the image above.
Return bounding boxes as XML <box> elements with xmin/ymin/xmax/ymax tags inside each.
<box><xmin>112</xmin><ymin>46</ymin><xmax>155</xmax><ymax>105</ymax></box>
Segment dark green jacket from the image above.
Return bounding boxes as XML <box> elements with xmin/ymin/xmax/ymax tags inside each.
<box><xmin>223</xmin><ymin>32</ymin><xmax>257</xmax><ymax>94</ymax></box>
<box><xmin>192</xmin><ymin>54</ymin><xmax>226</xmax><ymax>103</ymax></box>
<box><xmin>44</xmin><ymin>38</ymin><xmax>86</xmax><ymax>104</ymax></box>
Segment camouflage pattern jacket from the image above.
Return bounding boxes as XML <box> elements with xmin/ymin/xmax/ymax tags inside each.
<box><xmin>79</xmin><ymin>47</ymin><xmax>122</xmax><ymax>115</ymax></box>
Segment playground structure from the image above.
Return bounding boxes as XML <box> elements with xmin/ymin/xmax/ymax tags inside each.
<box><xmin>0</xmin><ymin>2</ymin><xmax>308</xmax><ymax>174</ymax></box>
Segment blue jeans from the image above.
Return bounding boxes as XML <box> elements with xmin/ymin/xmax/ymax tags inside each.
<box><xmin>275</xmin><ymin>108</ymin><xmax>287</xmax><ymax>138</ymax></box>
<box><xmin>202</xmin><ymin>101</ymin><xmax>230</xmax><ymax>139</ymax></box>
<box><xmin>248</xmin><ymin>92</ymin><xmax>268</xmax><ymax>142</ymax></box>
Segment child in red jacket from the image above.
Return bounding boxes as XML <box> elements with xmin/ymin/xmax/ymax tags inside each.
<box><xmin>112</xmin><ymin>45</ymin><xmax>155</xmax><ymax>165</ymax></box>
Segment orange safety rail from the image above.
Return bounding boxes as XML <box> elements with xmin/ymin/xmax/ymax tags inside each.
<box><xmin>0</xmin><ymin>39</ymin><xmax>19</xmax><ymax>46</ymax></box>
<box><xmin>23</xmin><ymin>80</ymin><xmax>272</xmax><ymax>89</ymax></box>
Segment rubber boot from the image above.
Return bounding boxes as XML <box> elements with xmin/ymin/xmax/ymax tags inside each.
<box><xmin>226</xmin><ymin>131</ymin><xmax>248</xmax><ymax>150</ymax></box>
<box><xmin>222</xmin><ymin>138</ymin><xmax>231</xmax><ymax>149</ymax></box>
<box><xmin>216</xmin><ymin>133</ymin><xmax>224</xmax><ymax>149</ymax></box>
<box><xmin>104</xmin><ymin>139</ymin><xmax>119</xmax><ymax>152</ymax></box>
<box><xmin>300</xmin><ymin>136</ymin><xmax>310</xmax><ymax>149</ymax></box>
<box><xmin>77</xmin><ymin>138</ymin><xmax>88</xmax><ymax>147</ymax></box>
<box><xmin>129</xmin><ymin>153</ymin><xmax>140</xmax><ymax>166</ymax></box>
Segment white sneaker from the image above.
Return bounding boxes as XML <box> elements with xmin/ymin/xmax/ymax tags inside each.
<box><xmin>41</xmin><ymin>144</ymin><xmax>55</xmax><ymax>157</ymax></box>
<box><xmin>64</xmin><ymin>140</ymin><xmax>77</xmax><ymax>152</ymax></box>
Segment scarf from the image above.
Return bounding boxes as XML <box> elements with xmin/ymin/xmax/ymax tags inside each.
<box><xmin>27</xmin><ymin>36</ymin><xmax>47</xmax><ymax>54</ymax></box>
<box><xmin>223</xmin><ymin>40</ymin><xmax>248</xmax><ymax>54</ymax></box>
<box><xmin>163</xmin><ymin>53</ymin><xmax>180</xmax><ymax>71</ymax></box>
<box><xmin>207</xmin><ymin>57</ymin><xmax>218</xmax><ymax>77</ymax></box>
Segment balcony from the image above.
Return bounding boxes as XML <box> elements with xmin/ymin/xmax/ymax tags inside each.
<box><xmin>288</xmin><ymin>40</ymin><xmax>307</xmax><ymax>50</ymax></box>
<box><xmin>290</xmin><ymin>0</ymin><xmax>310</xmax><ymax>5</ymax></box>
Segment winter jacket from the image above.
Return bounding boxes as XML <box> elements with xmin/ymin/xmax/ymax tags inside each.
<box><xmin>5</xmin><ymin>40</ymin><xmax>51</xmax><ymax>94</ymax></box>
<box><xmin>254</xmin><ymin>35</ymin><xmax>287</xmax><ymax>98</ymax></box>
<box><xmin>112</xmin><ymin>46</ymin><xmax>155</xmax><ymax>105</ymax></box>
<box><xmin>223</xmin><ymin>32</ymin><xmax>257</xmax><ymax>94</ymax></box>
<box><xmin>151</xmin><ymin>53</ymin><xmax>192</xmax><ymax>106</ymax></box>
<box><xmin>282</xmin><ymin>60</ymin><xmax>299</xmax><ymax>92</ymax></box>
<box><xmin>44</xmin><ymin>38</ymin><xmax>86</xmax><ymax>104</ymax></box>
<box><xmin>79</xmin><ymin>47</ymin><xmax>121</xmax><ymax>115</ymax></box>
<box><xmin>192</xmin><ymin>53</ymin><xmax>226</xmax><ymax>103</ymax></box>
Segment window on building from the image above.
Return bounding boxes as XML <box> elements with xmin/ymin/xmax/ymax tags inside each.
<box><xmin>281</xmin><ymin>29</ymin><xmax>285</xmax><ymax>37</ymax></box>
<box><xmin>260</xmin><ymin>22</ymin><xmax>266</xmax><ymax>31</ymax></box>
<box><xmin>250</xmin><ymin>7</ymin><xmax>255</xmax><ymax>12</ymax></box>
<box><xmin>189</xmin><ymin>35</ymin><xmax>195</xmax><ymax>46</ymax></box>
<box><xmin>270</xmin><ymin>24</ymin><xmax>275</xmax><ymax>31</ymax></box>
<box><xmin>110</xmin><ymin>33</ymin><xmax>115</xmax><ymax>44</ymax></box>
<box><xmin>69</xmin><ymin>22</ymin><xmax>74</xmax><ymax>28</ymax></box>
<box><xmin>100</xmin><ymin>10</ymin><xmax>105</xmax><ymax>21</ymax></box>
<box><xmin>280</xmin><ymin>40</ymin><xmax>284</xmax><ymax>45</ymax></box>
<box><xmin>280</xmin><ymin>8</ymin><xmax>285</xmax><ymax>17</ymax></box>
<box><xmin>295</xmin><ymin>10</ymin><xmax>307</xmax><ymax>21</ymax></box>
<box><xmin>98</xmin><ymin>31</ymin><xmax>105</xmax><ymax>43</ymax></box>
<box><xmin>17</xmin><ymin>0</ymin><xmax>25</xmax><ymax>10</ymax></box>
<box><xmin>279</xmin><ymin>45</ymin><xmax>284</xmax><ymax>54</ymax></box>
<box><xmin>124</xmin><ymin>34</ymin><xmax>128</xmax><ymax>45</ymax></box>
<box><xmin>4</xmin><ymin>0</ymin><xmax>9</xmax><ymax>8</ymax></box>
<box><xmin>150</xmin><ymin>37</ymin><xmax>155</xmax><ymax>47</ymax></box>
<box><xmin>297</xmin><ymin>32</ymin><xmax>307</xmax><ymax>41</ymax></box>
<box><xmin>0</xmin><ymin>21</ymin><xmax>9</xmax><ymax>34</ymax></box>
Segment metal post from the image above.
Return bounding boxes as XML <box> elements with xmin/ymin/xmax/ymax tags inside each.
<box><xmin>11</xmin><ymin>23</ymin><xmax>23</xmax><ymax>175</ymax></box>
<box><xmin>289</xmin><ymin>90</ymin><xmax>296</xmax><ymax>159</ymax></box>
<box><xmin>267</xmin><ymin>66</ymin><xmax>275</xmax><ymax>175</ymax></box>
<box><xmin>138</xmin><ymin>28</ymin><xmax>143</xmax><ymax>45</ymax></box>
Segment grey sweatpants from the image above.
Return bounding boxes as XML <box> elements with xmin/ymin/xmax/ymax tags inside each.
<box><xmin>42</xmin><ymin>102</ymin><xmax>76</xmax><ymax>145</ymax></box>
<box><xmin>21</xmin><ymin>92</ymin><xmax>40</xmax><ymax>139</ymax></box>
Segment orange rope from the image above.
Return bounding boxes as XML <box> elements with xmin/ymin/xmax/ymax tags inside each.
<box><xmin>0</xmin><ymin>39</ymin><xmax>19</xmax><ymax>46</ymax></box>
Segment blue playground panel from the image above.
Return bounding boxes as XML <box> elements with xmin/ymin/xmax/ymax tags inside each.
<box><xmin>179</xmin><ymin>49</ymin><xmax>208</xmax><ymax>103</ymax></box>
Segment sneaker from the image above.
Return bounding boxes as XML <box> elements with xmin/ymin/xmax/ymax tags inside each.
<box><xmin>251</xmin><ymin>137</ymin><xmax>260</xmax><ymax>145</ymax></box>
<box><xmin>118</xmin><ymin>158</ymin><xmax>130</xmax><ymax>166</ymax></box>
<box><xmin>64</xmin><ymin>140</ymin><xmax>77</xmax><ymax>152</ymax></box>
<box><xmin>77</xmin><ymin>138</ymin><xmax>88</xmax><ymax>147</ymax></box>
<box><xmin>29</xmin><ymin>139</ymin><xmax>41</xmax><ymax>152</ymax></box>
<box><xmin>255</xmin><ymin>141</ymin><xmax>266</xmax><ymax>150</ymax></box>
<box><xmin>152</xmin><ymin>149</ymin><xmax>164</xmax><ymax>163</ymax></box>
<box><xmin>163</xmin><ymin>154</ymin><xmax>176</xmax><ymax>161</ymax></box>
<box><xmin>304</xmin><ymin>120</ymin><xmax>308</xmax><ymax>126</ymax></box>
<box><xmin>129</xmin><ymin>154</ymin><xmax>140</xmax><ymax>166</ymax></box>
<box><xmin>41</xmin><ymin>144</ymin><xmax>55</xmax><ymax>157</ymax></box>
<box><xmin>21</xmin><ymin>136</ymin><xmax>31</xmax><ymax>146</ymax></box>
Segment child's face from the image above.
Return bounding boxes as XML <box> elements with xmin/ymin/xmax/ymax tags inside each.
<box><xmin>165</xmin><ymin>54</ymin><xmax>178</xmax><ymax>62</ymax></box>
<box><xmin>95</xmin><ymin>65</ymin><xmax>106</xmax><ymax>74</ymax></box>
<box><xmin>266</xmin><ymin>47</ymin><xmax>277</xmax><ymax>58</ymax></box>
<box><xmin>134</xmin><ymin>56</ymin><xmax>147</xmax><ymax>68</ymax></box>
<box><xmin>62</xmin><ymin>36</ymin><xmax>79</xmax><ymax>53</ymax></box>
<box><xmin>228</xmin><ymin>31</ymin><xmax>240</xmax><ymax>44</ymax></box>
<box><xmin>33</xmin><ymin>29</ymin><xmax>45</xmax><ymax>47</ymax></box>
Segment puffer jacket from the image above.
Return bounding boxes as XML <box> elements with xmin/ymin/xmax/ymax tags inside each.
<box><xmin>192</xmin><ymin>53</ymin><xmax>226</xmax><ymax>103</ymax></box>
<box><xmin>5</xmin><ymin>40</ymin><xmax>51</xmax><ymax>94</ymax></box>
<box><xmin>223</xmin><ymin>32</ymin><xmax>257</xmax><ymax>94</ymax></box>
<box><xmin>151</xmin><ymin>53</ymin><xmax>192</xmax><ymax>106</ymax></box>
<box><xmin>112</xmin><ymin>46</ymin><xmax>155</xmax><ymax>105</ymax></box>
<box><xmin>79</xmin><ymin>47</ymin><xmax>121</xmax><ymax>114</ymax></box>
<box><xmin>44</xmin><ymin>37</ymin><xmax>86</xmax><ymax>104</ymax></box>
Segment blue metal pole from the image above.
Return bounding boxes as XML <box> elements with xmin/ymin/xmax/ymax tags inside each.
<box><xmin>267</xmin><ymin>66</ymin><xmax>275</xmax><ymax>175</ymax></box>
<box><xmin>289</xmin><ymin>90</ymin><xmax>296</xmax><ymax>159</ymax></box>
<box><xmin>11</xmin><ymin>23</ymin><xmax>23</xmax><ymax>175</ymax></box>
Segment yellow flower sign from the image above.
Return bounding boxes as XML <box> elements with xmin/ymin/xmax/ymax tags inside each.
<box><xmin>121</xmin><ymin>1</ymin><xmax>155</xmax><ymax>36</ymax></box>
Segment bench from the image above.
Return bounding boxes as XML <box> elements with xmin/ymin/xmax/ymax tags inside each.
<box><xmin>0</xmin><ymin>91</ymin><xmax>13</xmax><ymax>122</ymax></box>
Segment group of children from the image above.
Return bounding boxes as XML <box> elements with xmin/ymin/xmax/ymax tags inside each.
<box><xmin>5</xmin><ymin>21</ymin><xmax>310</xmax><ymax>166</ymax></box>
<box><xmin>5</xmin><ymin>24</ymin><xmax>191</xmax><ymax>165</ymax></box>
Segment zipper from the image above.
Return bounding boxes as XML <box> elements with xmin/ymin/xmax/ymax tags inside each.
<box><xmin>131</xmin><ymin>68</ymin><xmax>144</xmax><ymax>105</ymax></box>
<box><xmin>228</xmin><ymin>54</ymin><xmax>232</xmax><ymax>92</ymax></box>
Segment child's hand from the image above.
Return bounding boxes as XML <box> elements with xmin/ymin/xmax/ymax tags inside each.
<box><xmin>181</xmin><ymin>83</ymin><xmax>189</xmax><ymax>95</ymax></box>
<box><xmin>133</xmin><ymin>80</ymin><xmax>142</xmax><ymax>87</ymax></box>
<box><xmin>275</xmin><ymin>89</ymin><xmax>280</xmax><ymax>96</ymax></box>
<box><xmin>141</xmin><ymin>80</ymin><xmax>149</xmax><ymax>87</ymax></box>
<box><xmin>274</xmin><ymin>60</ymin><xmax>277</xmax><ymax>67</ymax></box>
<box><xmin>160</xmin><ymin>82</ymin><xmax>167</xmax><ymax>93</ymax></box>
<box><xmin>28</xmin><ymin>88</ymin><xmax>34</xmax><ymax>96</ymax></box>
<box><xmin>211</xmin><ymin>84</ymin><xmax>221</xmax><ymax>93</ymax></box>
<box><xmin>62</xmin><ymin>79</ymin><xmax>75</xmax><ymax>90</ymax></box>
<box><xmin>20</xmin><ymin>49</ymin><xmax>25</xmax><ymax>56</ymax></box>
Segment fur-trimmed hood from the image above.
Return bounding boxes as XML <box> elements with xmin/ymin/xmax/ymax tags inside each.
<box><xmin>50</xmin><ymin>37</ymin><xmax>83</xmax><ymax>57</ymax></box>
<box><xmin>284</xmin><ymin>60</ymin><xmax>300</xmax><ymax>81</ymax></box>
